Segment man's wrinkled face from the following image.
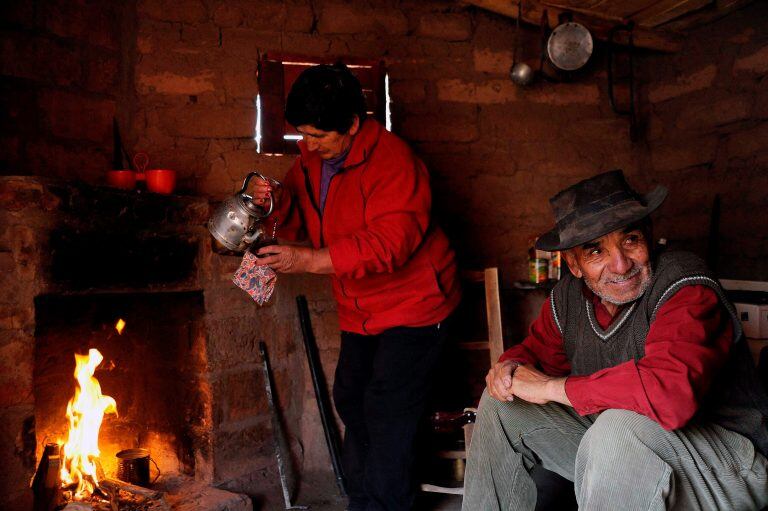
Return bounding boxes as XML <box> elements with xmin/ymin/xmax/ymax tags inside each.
<box><xmin>296</xmin><ymin>116</ymin><xmax>359</xmax><ymax>160</ymax></box>
<box><xmin>563</xmin><ymin>226</ymin><xmax>652</xmax><ymax>306</ymax></box>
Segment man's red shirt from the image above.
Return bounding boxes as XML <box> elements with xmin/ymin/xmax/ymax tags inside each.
<box><xmin>499</xmin><ymin>285</ymin><xmax>733</xmax><ymax>430</ymax></box>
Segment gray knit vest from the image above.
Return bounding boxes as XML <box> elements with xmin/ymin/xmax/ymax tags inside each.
<box><xmin>551</xmin><ymin>250</ymin><xmax>768</xmax><ymax>455</ymax></box>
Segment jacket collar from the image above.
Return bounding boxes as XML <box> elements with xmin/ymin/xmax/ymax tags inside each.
<box><xmin>297</xmin><ymin>117</ymin><xmax>382</xmax><ymax>171</ymax></box>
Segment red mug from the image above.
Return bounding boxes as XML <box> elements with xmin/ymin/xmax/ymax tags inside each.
<box><xmin>145</xmin><ymin>169</ymin><xmax>176</xmax><ymax>194</ymax></box>
<box><xmin>133</xmin><ymin>153</ymin><xmax>176</xmax><ymax>194</ymax></box>
<box><xmin>106</xmin><ymin>170</ymin><xmax>137</xmax><ymax>190</ymax></box>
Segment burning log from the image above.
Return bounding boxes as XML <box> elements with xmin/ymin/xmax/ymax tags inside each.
<box><xmin>100</xmin><ymin>478</ymin><xmax>162</xmax><ymax>500</ymax></box>
<box><xmin>56</xmin><ymin>478</ymin><xmax>169</xmax><ymax>511</ymax></box>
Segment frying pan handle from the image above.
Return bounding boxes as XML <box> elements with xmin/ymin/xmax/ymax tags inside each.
<box><xmin>607</xmin><ymin>23</ymin><xmax>638</xmax><ymax>140</ymax></box>
<box><xmin>558</xmin><ymin>11</ymin><xmax>573</xmax><ymax>24</ymax></box>
<box><xmin>607</xmin><ymin>23</ymin><xmax>635</xmax><ymax>115</ymax></box>
<box><xmin>537</xmin><ymin>9</ymin><xmax>560</xmax><ymax>83</ymax></box>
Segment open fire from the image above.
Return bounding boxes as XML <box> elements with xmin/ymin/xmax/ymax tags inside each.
<box><xmin>60</xmin><ymin>348</ymin><xmax>118</xmax><ymax>500</ymax></box>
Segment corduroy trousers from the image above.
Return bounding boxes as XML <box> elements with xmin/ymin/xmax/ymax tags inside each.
<box><xmin>463</xmin><ymin>391</ymin><xmax>768</xmax><ymax>510</ymax></box>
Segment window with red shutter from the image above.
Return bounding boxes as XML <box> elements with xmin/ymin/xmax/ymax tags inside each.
<box><xmin>256</xmin><ymin>54</ymin><xmax>389</xmax><ymax>155</ymax></box>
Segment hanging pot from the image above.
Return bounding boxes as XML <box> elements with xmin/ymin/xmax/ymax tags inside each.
<box><xmin>547</xmin><ymin>21</ymin><xmax>593</xmax><ymax>72</ymax></box>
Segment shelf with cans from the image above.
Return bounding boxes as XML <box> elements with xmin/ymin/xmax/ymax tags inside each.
<box><xmin>514</xmin><ymin>238</ymin><xmax>562</xmax><ymax>291</ymax></box>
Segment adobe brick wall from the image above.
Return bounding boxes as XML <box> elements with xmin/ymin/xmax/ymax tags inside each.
<box><xmin>126</xmin><ymin>0</ymin><xmax>638</xmax><ymax>495</ymax></box>
<box><xmin>1</xmin><ymin>0</ymin><xmax>132</xmax><ymax>182</ymax></box>
<box><xmin>637</xmin><ymin>1</ymin><xmax>768</xmax><ymax>280</ymax></box>
<box><xmin>2</xmin><ymin>0</ymin><xmax>767</xmax><ymax>504</ymax></box>
<box><xmin>128</xmin><ymin>0</ymin><xmax>640</xmax><ymax>275</ymax></box>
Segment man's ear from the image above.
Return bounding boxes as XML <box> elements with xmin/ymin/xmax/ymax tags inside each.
<box><xmin>348</xmin><ymin>115</ymin><xmax>360</xmax><ymax>136</ymax></box>
<box><xmin>562</xmin><ymin>250</ymin><xmax>583</xmax><ymax>279</ymax></box>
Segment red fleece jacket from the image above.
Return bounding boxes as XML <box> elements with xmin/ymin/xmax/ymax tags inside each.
<box><xmin>271</xmin><ymin>119</ymin><xmax>461</xmax><ymax>335</ymax></box>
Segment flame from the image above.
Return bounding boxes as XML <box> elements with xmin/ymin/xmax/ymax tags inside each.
<box><xmin>115</xmin><ymin>318</ymin><xmax>126</xmax><ymax>335</ymax></box>
<box><xmin>60</xmin><ymin>349</ymin><xmax>117</xmax><ymax>499</ymax></box>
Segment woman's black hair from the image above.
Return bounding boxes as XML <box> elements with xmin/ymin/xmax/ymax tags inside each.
<box><xmin>285</xmin><ymin>63</ymin><xmax>367</xmax><ymax>134</ymax></box>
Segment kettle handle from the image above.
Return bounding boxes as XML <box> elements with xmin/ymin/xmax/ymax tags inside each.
<box><xmin>240</xmin><ymin>172</ymin><xmax>276</xmax><ymax>217</ymax></box>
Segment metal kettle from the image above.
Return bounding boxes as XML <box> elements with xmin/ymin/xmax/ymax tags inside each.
<box><xmin>208</xmin><ymin>172</ymin><xmax>279</xmax><ymax>252</ymax></box>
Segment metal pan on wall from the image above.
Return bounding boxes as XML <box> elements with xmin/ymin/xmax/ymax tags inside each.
<box><xmin>547</xmin><ymin>21</ymin><xmax>593</xmax><ymax>71</ymax></box>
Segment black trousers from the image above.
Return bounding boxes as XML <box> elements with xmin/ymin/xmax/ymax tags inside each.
<box><xmin>332</xmin><ymin>321</ymin><xmax>449</xmax><ymax>511</ymax></box>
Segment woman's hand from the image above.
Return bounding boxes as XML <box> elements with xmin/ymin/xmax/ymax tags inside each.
<box><xmin>256</xmin><ymin>245</ymin><xmax>334</xmax><ymax>274</ymax></box>
<box><xmin>251</xmin><ymin>179</ymin><xmax>272</xmax><ymax>206</ymax></box>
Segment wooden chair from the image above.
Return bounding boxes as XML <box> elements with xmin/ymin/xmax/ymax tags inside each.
<box><xmin>420</xmin><ymin>267</ymin><xmax>504</xmax><ymax>495</ymax></box>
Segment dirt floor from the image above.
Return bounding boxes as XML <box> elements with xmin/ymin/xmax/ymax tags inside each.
<box><xmin>293</xmin><ymin>473</ymin><xmax>463</xmax><ymax>511</ymax></box>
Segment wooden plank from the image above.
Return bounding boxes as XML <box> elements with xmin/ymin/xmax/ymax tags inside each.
<box><xmin>539</xmin><ymin>0</ymin><xmax>658</xmax><ymax>23</ymax></box>
<box><xmin>540</xmin><ymin>0</ymin><xmax>609</xmax><ymax>9</ymax></box>
<box><xmin>597</xmin><ymin>0</ymin><xmax>663</xmax><ymax>18</ymax></box>
<box><xmin>462</xmin><ymin>0</ymin><xmax>682</xmax><ymax>52</ymax></box>
<box><xmin>659</xmin><ymin>0</ymin><xmax>754</xmax><ymax>30</ymax></box>
<box><xmin>484</xmin><ymin>267</ymin><xmax>505</xmax><ymax>364</ymax></box>
<box><xmin>420</xmin><ymin>483</ymin><xmax>465</xmax><ymax>495</ymax></box>
<box><xmin>436</xmin><ymin>449</ymin><xmax>468</xmax><ymax>459</ymax></box>
<box><xmin>631</xmin><ymin>0</ymin><xmax>713</xmax><ymax>27</ymax></box>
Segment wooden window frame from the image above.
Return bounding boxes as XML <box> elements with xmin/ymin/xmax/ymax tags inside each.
<box><xmin>257</xmin><ymin>53</ymin><xmax>387</xmax><ymax>155</ymax></box>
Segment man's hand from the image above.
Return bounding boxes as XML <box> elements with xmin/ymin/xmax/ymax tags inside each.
<box><xmin>485</xmin><ymin>360</ymin><xmax>520</xmax><ymax>402</ymax></box>
<box><xmin>256</xmin><ymin>245</ymin><xmax>333</xmax><ymax>274</ymax></box>
<box><xmin>509</xmin><ymin>365</ymin><xmax>571</xmax><ymax>406</ymax></box>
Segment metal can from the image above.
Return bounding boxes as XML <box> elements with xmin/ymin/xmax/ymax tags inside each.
<box><xmin>529</xmin><ymin>258</ymin><xmax>548</xmax><ymax>283</ymax></box>
<box><xmin>548</xmin><ymin>251</ymin><xmax>561</xmax><ymax>280</ymax></box>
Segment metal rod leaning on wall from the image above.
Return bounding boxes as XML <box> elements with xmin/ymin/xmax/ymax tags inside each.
<box><xmin>259</xmin><ymin>341</ymin><xmax>307</xmax><ymax>510</ymax></box>
<box><xmin>296</xmin><ymin>295</ymin><xmax>347</xmax><ymax>497</ymax></box>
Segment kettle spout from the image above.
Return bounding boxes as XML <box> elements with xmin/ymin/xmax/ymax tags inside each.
<box><xmin>242</xmin><ymin>227</ymin><xmax>263</xmax><ymax>245</ymax></box>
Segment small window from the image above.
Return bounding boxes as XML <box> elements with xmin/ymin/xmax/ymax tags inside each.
<box><xmin>256</xmin><ymin>53</ymin><xmax>389</xmax><ymax>155</ymax></box>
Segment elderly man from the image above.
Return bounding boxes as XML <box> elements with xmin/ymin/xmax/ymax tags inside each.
<box><xmin>463</xmin><ymin>170</ymin><xmax>768</xmax><ymax>510</ymax></box>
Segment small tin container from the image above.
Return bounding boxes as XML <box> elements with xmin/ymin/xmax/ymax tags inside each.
<box><xmin>115</xmin><ymin>448</ymin><xmax>160</xmax><ymax>487</ymax></box>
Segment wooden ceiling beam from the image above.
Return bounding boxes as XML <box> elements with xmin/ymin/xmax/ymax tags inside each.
<box><xmin>630</xmin><ymin>0</ymin><xmax>713</xmax><ymax>27</ymax></box>
<box><xmin>463</xmin><ymin>0</ymin><xmax>684</xmax><ymax>52</ymax></box>
<box><xmin>658</xmin><ymin>0</ymin><xmax>755</xmax><ymax>30</ymax></box>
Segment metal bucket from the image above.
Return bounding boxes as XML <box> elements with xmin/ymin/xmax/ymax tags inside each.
<box><xmin>115</xmin><ymin>448</ymin><xmax>160</xmax><ymax>487</ymax></box>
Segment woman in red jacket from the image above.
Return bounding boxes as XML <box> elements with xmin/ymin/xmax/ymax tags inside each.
<box><xmin>255</xmin><ymin>64</ymin><xmax>461</xmax><ymax>510</ymax></box>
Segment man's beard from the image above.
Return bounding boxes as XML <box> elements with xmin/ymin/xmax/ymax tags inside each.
<box><xmin>584</xmin><ymin>264</ymin><xmax>653</xmax><ymax>306</ymax></box>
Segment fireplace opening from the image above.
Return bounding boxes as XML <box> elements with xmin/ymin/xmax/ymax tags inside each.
<box><xmin>49</xmin><ymin>228</ymin><xmax>199</xmax><ymax>290</ymax></box>
<box><xmin>33</xmin><ymin>292</ymin><xmax>211</xmax><ymax>482</ymax></box>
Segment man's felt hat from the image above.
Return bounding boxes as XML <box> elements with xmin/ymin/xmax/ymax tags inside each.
<box><xmin>536</xmin><ymin>170</ymin><xmax>667</xmax><ymax>251</ymax></box>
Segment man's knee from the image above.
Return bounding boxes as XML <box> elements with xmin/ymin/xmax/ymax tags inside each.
<box><xmin>471</xmin><ymin>391</ymin><xmax>525</xmax><ymax>447</ymax></box>
<box><xmin>578</xmin><ymin>409</ymin><xmax>666</xmax><ymax>471</ymax></box>
<box><xmin>478</xmin><ymin>389</ymin><xmax>541</xmax><ymax>419</ymax></box>
<box><xmin>476</xmin><ymin>390</ymin><xmax>534</xmax><ymax>433</ymax></box>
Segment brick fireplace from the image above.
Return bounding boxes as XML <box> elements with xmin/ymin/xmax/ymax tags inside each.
<box><xmin>0</xmin><ymin>175</ymin><xmax>304</xmax><ymax>509</ymax></box>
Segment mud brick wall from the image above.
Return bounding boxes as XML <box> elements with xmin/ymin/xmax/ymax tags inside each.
<box><xmin>637</xmin><ymin>1</ymin><xmax>768</xmax><ymax>280</ymax></box>
<box><xmin>0</xmin><ymin>0</ymin><xmax>134</xmax><ymax>182</ymax></box>
<box><xmin>126</xmin><ymin>0</ymin><xmax>639</xmax><ymax>491</ymax></box>
<box><xmin>1</xmin><ymin>0</ymin><xmax>768</xmax><ymax>505</ymax></box>
<box><xmin>130</xmin><ymin>0</ymin><xmax>640</xmax><ymax>280</ymax></box>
